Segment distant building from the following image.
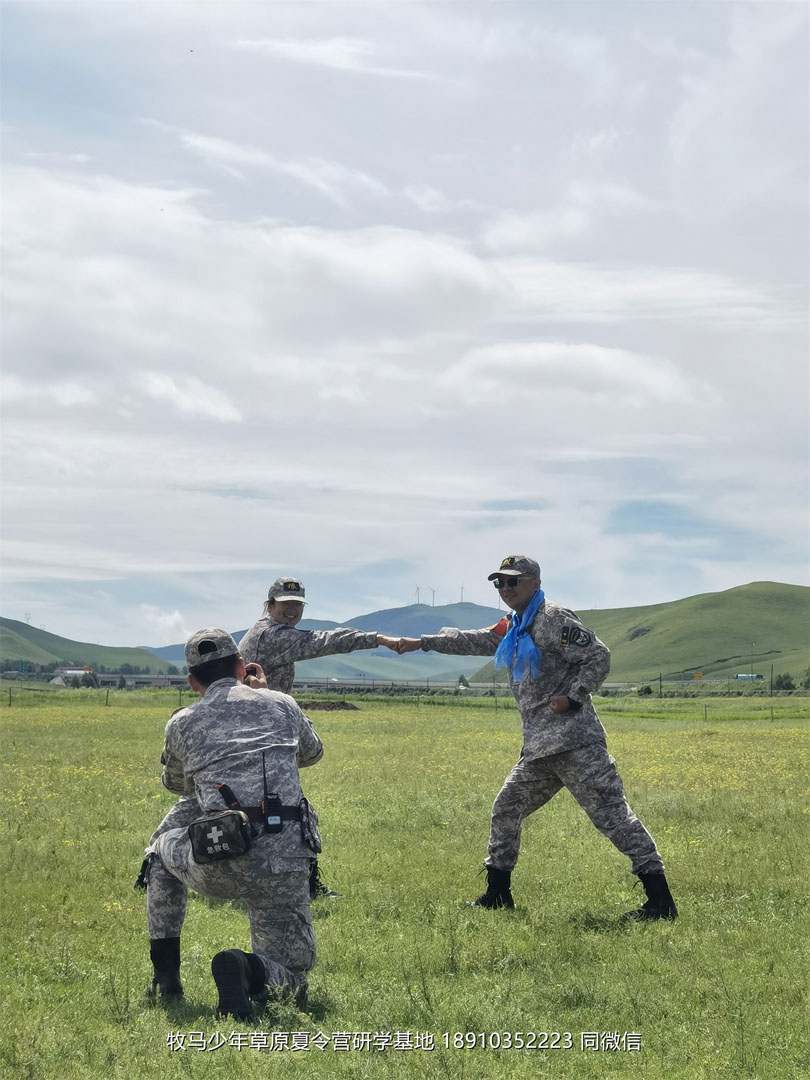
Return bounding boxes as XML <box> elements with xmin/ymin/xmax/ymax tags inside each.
<box><xmin>735</xmin><ymin>673</ymin><xmax>764</xmax><ymax>681</ymax></box>
<box><xmin>55</xmin><ymin>666</ymin><xmax>94</xmax><ymax>680</ymax></box>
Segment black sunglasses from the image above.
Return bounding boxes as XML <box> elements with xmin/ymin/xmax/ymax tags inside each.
<box><xmin>492</xmin><ymin>576</ymin><xmax>529</xmax><ymax>590</ymax></box>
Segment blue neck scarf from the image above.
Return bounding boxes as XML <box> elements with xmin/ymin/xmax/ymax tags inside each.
<box><xmin>494</xmin><ymin>588</ymin><xmax>545</xmax><ymax>682</ymax></box>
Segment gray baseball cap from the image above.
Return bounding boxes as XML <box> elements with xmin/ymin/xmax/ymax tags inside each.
<box><xmin>184</xmin><ymin>627</ymin><xmax>240</xmax><ymax>668</ymax></box>
<box><xmin>267</xmin><ymin>577</ymin><xmax>307</xmax><ymax>604</ymax></box>
<box><xmin>487</xmin><ymin>555</ymin><xmax>541</xmax><ymax>580</ymax></box>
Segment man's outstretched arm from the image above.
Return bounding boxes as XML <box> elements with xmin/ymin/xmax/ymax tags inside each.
<box><xmin>398</xmin><ymin>620</ymin><xmax>508</xmax><ymax>656</ymax></box>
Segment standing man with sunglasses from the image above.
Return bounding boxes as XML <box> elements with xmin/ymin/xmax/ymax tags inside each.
<box><xmin>397</xmin><ymin>555</ymin><xmax>677</xmax><ymax>921</ymax></box>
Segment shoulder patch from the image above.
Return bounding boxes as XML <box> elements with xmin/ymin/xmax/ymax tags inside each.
<box><xmin>489</xmin><ymin>617</ymin><xmax>510</xmax><ymax>637</ymax></box>
<box><xmin>561</xmin><ymin>624</ymin><xmax>592</xmax><ymax>647</ymax></box>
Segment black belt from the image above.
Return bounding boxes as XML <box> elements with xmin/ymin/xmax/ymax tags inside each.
<box><xmin>243</xmin><ymin>805</ymin><xmax>301</xmax><ymax>826</ymax></box>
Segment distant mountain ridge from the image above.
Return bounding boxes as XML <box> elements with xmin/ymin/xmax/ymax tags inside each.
<box><xmin>144</xmin><ymin>602</ymin><xmax>505</xmax><ymax>664</ymax></box>
<box><xmin>3</xmin><ymin>583</ymin><xmax>808</xmax><ymax>682</ymax></box>
<box><xmin>141</xmin><ymin>602</ymin><xmax>506</xmax><ymax>681</ymax></box>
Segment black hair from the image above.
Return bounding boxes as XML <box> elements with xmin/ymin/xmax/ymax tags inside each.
<box><xmin>263</xmin><ymin>596</ymin><xmax>303</xmax><ymax>616</ymax></box>
<box><xmin>188</xmin><ymin>654</ymin><xmax>241</xmax><ymax>687</ymax></box>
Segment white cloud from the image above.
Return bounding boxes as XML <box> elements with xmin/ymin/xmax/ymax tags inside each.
<box><xmin>495</xmin><ymin>257</ymin><xmax>795</xmax><ymax>327</ymax></box>
<box><xmin>402</xmin><ymin>185</ymin><xmax>482</xmax><ymax>214</ymax></box>
<box><xmin>178</xmin><ymin>130</ymin><xmax>390</xmax><ymax>203</ymax></box>
<box><xmin>137</xmin><ymin>605</ymin><xmax>190</xmax><ymax>645</ymax></box>
<box><xmin>232</xmin><ymin>36</ymin><xmax>436</xmax><ymax>80</ymax></box>
<box><xmin>235</xmin><ymin>35</ymin><xmax>371</xmax><ymax>68</ymax></box>
<box><xmin>2</xmin><ymin>374</ymin><xmax>97</xmax><ymax>407</ymax></box>
<box><xmin>141</xmin><ymin>373</ymin><xmax>242</xmax><ymax>423</ymax></box>
<box><xmin>668</xmin><ymin>6</ymin><xmax>808</xmax><ymax>213</ymax></box>
<box><xmin>485</xmin><ymin>207</ymin><xmax>591</xmax><ymax>250</ymax></box>
<box><xmin>484</xmin><ymin>182</ymin><xmax>667</xmax><ymax>253</ymax></box>
<box><xmin>442</xmin><ymin>341</ymin><xmax>692</xmax><ymax>405</ymax></box>
<box><xmin>1</xmin><ymin>2</ymin><xmax>806</xmax><ymax>644</ymax></box>
<box><xmin>22</xmin><ymin>151</ymin><xmax>90</xmax><ymax>164</ymax></box>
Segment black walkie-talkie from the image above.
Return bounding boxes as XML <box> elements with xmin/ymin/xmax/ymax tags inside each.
<box><xmin>261</xmin><ymin>752</ymin><xmax>283</xmax><ymax>833</ymax></box>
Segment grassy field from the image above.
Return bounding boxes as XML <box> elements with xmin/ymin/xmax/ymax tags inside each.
<box><xmin>1</xmin><ymin>692</ymin><xmax>808</xmax><ymax>1079</ymax></box>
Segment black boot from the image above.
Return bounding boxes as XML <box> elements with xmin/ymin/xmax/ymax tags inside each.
<box><xmin>211</xmin><ymin>949</ymin><xmax>264</xmax><ymax>1020</ymax></box>
<box><xmin>309</xmin><ymin>859</ymin><xmax>342</xmax><ymax>900</ymax></box>
<box><xmin>244</xmin><ymin>952</ymin><xmax>271</xmax><ymax>1006</ymax></box>
<box><xmin>148</xmin><ymin>936</ymin><xmax>183</xmax><ymax>999</ymax></box>
<box><xmin>624</xmin><ymin>873</ymin><xmax>678</xmax><ymax>921</ymax></box>
<box><xmin>470</xmin><ymin>865</ymin><xmax>515</xmax><ymax>909</ymax></box>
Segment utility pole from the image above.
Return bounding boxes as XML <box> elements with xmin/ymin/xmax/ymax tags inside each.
<box><xmin>750</xmin><ymin>642</ymin><xmax>755</xmax><ymax>678</ymax></box>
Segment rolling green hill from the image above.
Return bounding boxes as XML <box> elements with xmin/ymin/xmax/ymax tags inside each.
<box><xmin>3</xmin><ymin>583</ymin><xmax>808</xmax><ymax>683</ymax></box>
<box><xmin>474</xmin><ymin>582</ymin><xmax>809</xmax><ymax>684</ymax></box>
<box><xmin>0</xmin><ymin>618</ymin><xmax>172</xmax><ymax>673</ymax></box>
<box><xmin>0</xmin><ymin>623</ymin><xmax>60</xmax><ymax>666</ymax></box>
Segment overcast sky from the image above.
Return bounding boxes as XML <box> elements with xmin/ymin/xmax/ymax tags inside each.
<box><xmin>2</xmin><ymin>1</ymin><xmax>808</xmax><ymax>647</ymax></box>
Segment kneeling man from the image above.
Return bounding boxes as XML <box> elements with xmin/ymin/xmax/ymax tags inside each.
<box><xmin>145</xmin><ymin>628</ymin><xmax>323</xmax><ymax>1018</ymax></box>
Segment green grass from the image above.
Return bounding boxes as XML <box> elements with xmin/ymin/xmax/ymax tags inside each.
<box><xmin>1</xmin><ymin>693</ymin><xmax>808</xmax><ymax>1079</ymax></box>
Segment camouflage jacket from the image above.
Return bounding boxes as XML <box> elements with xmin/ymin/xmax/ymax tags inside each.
<box><xmin>159</xmin><ymin>678</ymin><xmax>323</xmax><ymax>861</ymax></box>
<box><xmin>239</xmin><ymin>617</ymin><xmax>379</xmax><ymax>693</ymax></box>
<box><xmin>420</xmin><ymin>598</ymin><xmax>611</xmax><ymax>758</ymax></box>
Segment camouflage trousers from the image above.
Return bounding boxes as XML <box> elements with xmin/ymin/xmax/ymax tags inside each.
<box><xmin>150</xmin><ymin>796</ymin><xmax>199</xmax><ymax>844</ymax></box>
<box><xmin>148</xmin><ymin>827</ymin><xmax>315</xmax><ymax>991</ymax></box>
<box><xmin>485</xmin><ymin>742</ymin><xmax>664</xmax><ymax>876</ymax></box>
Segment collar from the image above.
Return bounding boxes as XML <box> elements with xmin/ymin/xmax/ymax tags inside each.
<box><xmin>201</xmin><ymin>677</ymin><xmax>239</xmax><ymax>698</ymax></box>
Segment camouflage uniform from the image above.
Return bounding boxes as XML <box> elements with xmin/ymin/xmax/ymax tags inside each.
<box><xmin>420</xmin><ymin>599</ymin><xmax>663</xmax><ymax>876</ymax></box>
<box><xmin>147</xmin><ymin>678</ymin><xmax>323</xmax><ymax>992</ymax></box>
<box><xmin>148</xmin><ymin>597</ymin><xmax>376</xmax><ymax>898</ymax></box>
<box><xmin>238</xmin><ymin>618</ymin><xmax>379</xmax><ymax>695</ymax></box>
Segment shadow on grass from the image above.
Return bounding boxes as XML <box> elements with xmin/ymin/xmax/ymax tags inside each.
<box><xmin>453</xmin><ymin>898</ymin><xmax>530</xmax><ymax>917</ymax></box>
<box><xmin>143</xmin><ymin>988</ymin><xmax>329</xmax><ymax>1026</ymax></box>
<box><xmin>567</xmin><ymin>911</ymin><xmax>632</xmax><ymax>934</ymax></box>
<box><xmin>144</xmin><ymin>993</ymin><xmax>216</xmax><ymax>1022</ymax></box>
<box><xmin>311</xmin><ymin>904</ymin><xmax>337</xmax><ymax>922</ymax></box>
